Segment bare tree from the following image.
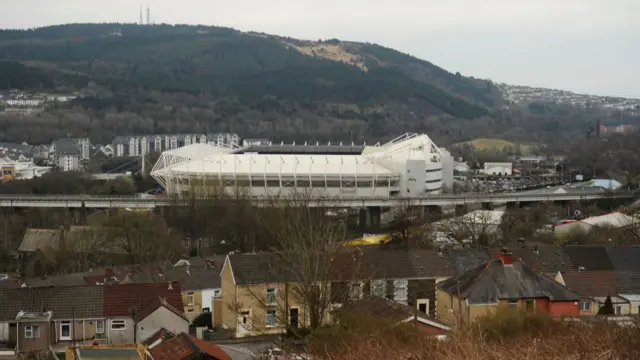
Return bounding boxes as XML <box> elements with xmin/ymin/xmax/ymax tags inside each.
<box><xmin>434</xmin><ymin>209</ymin><xmax>501</xmax><ymax>246</ymax></box>
<box><xmin>55</xmin><ymin>226</ymin><xmax>109</xmax><ymax>273</ymax></box>
<box><xmin>231</xmin><ymin>191</ymin><xmax>369</xmax><ymax>340</ymax></box>
<box><xmin>104</xmin><ymin>211</ymin><xmax>184</xmax><ymax>268</ymax></box>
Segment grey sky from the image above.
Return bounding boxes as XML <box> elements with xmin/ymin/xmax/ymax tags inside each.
<box><xmin>2</xmin><ymin>0</ymin><xmax>639</xmax><ymax>98</ymax></box>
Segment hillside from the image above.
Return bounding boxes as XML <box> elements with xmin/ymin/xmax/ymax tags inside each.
<box><xmin>0</xmin><ymin>23</ymin><xmax>624</xmax><ymax>146</ymax></box>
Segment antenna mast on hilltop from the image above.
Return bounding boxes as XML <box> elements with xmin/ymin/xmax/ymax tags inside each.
<box><xmin>146</xmin><ymin>5</ymin><xmax>151</xmax><ymax>25</ymax></box>
<box><xmin>139</xmin><ymin>5</ymin><xmax>143</xmax><ymax>25</ymax></box>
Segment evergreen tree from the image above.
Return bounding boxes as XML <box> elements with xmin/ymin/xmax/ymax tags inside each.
<box><xmin>597</xmin><ymin>295</ymin><xmax>614</xmax><ymax>315</ymax></box>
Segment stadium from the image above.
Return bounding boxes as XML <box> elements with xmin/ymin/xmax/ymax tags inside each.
<box><xmin>150</xmin><ymin>133</ymin><xmax>452</xmax><ymax>198</ymax></box>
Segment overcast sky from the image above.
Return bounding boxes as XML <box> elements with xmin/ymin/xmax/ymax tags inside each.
<box><xmin>2</xmin><ymin>0</ymin><xmax>639</xmax><ymax>98</ymax></box>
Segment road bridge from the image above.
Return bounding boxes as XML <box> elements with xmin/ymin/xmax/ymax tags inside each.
<box><xmin>0</xmin><ymin>190</ymin><xmax>633</xmax><ymax>209</ymax></box>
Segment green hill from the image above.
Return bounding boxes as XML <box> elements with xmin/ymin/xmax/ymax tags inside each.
<box><xmin>0</xmin><ymin>23</ymin><xmax>503</xmax><ymax>144</ymax></box>
<box><xmin>0</xmin><ymin>23</ymin><xmax>601</xmax><ymax>146</ymax></box>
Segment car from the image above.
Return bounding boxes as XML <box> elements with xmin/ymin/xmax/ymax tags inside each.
<box><xmin>0</xmin><ymin>274</ymin><xmax>9</xmax><ymax>281</ymax></box>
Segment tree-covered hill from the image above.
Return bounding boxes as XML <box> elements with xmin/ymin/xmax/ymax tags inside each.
<box><xmin>0</xmin><ymin>23</ymin><xmax>620</xmax><ymax>146</ymax></box>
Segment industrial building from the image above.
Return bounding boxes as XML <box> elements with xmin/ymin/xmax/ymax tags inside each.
<box><xmin>151</xmin><ymin>133</ymin><xmax>453</xmax><ymax>198</ymax></box>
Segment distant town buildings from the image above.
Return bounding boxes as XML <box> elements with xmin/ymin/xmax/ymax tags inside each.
<box><xmin>497</xmin><ymin>83</ymin><xmax>640</xmax><ymax>110</ymax></box>
<box><xmin>0</xmin><ymin>90</ymin><xmax>81</xmax><ymax>116</ymax></box>
<box><xmin>51</xmin><ymin>138</ymin><xmax>90</xmax><ymax>171</ymax></box>
<box><xmin>112</xmin><ymin>133</ymin><xmax>240</xmax><ymax>157</ymax></box>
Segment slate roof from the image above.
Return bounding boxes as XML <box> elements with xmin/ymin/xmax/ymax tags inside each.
<box><xmin>444</xmin><ymin>248</ymin><xmax>491</xmax><ymax>275</ymax></box>
<box><xmin>18</xmin><ymin>229</ymin><xmax>61</xmax><ymax>253</ymax></box>
<box><xmin>149</xmin><ymin>332</ymin><xmax>231</xmax><ymax>360</ymax></box>
<box><xmin>563</xmin><ymin>245</ymin><xmax>615</xmax><ymax>271</ymax></box>
<box><xmin>606</xmin><ymin>247</ymin><xmax>640</xmax><ymax>272</ymax></box>
<box><xmin>0</xmin><ymin>286</ymin><xmax>104</xmax><ymax>321</ymax></box>
<box><xmin>489</xmin><ymin>244</ymin><xmax>574</xmax><ymax>273</ymax></box>
<box><xmin>336</xmin><ymin>296</ymin><xmax>449</xmax><ymax>330</ymax></box>
<box><xmin>24</xmin><ymin>267</ymin><xmax>128</xmax><ymax>287</ymax></box>
<box><xmin>129</xmin><ymin>257</ymin><xmax>222</xmax><ymax>290</ymax></box>
<box><xmin>561</xmin><ymin>270</ymin><xmax>619</xmax><ymax>297</ymax></box>
<box><xmin>103</xmin><ymin>283</ymin><xmax>184</xmax><ymax>318</ymax></box>
<box><xmin>227</xmin><ymin>248</ymin><xmax>455</xmax><ymax>286</ymax></box>
<box><xmin>52</xmin><ymin>139</ymin><xmax>81</xmax><ymax>156</ymax></box>
<box><xmin>438</xmin><ymin>258</ymin><xmax>580</xmax><ymax>304</ymax></box>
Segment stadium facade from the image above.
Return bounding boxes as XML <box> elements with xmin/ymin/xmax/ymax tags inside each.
<box><xmin>151</xmin><ymin>133</ymin><xmax>453</xmax><ymax>198</ymax></box>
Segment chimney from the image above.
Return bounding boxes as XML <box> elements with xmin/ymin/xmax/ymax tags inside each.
<box><xmin>499</xmin><ymin>248</ymin><xmax>513</xmax><ymax>265</ymax></box>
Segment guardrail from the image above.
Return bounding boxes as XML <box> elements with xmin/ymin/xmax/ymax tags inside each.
<box><xmin>0</xmin><ymin>190</ymin><xmax>633</xmax><ymax>208</ymax></box>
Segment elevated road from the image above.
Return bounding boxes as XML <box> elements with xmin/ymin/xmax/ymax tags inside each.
<box><xmin>0</xmin><ymin>190</ymin><xmax>633</xmax><ymax>208</ymax></box>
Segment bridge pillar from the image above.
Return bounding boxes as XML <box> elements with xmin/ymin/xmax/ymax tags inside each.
<box><xmin>359</xmin><ymin>207</ymin><xmax>382</xmax><ymax>232</ymax></box>
<box><xmin>369</xmin><ymin>207</ymin><xmax>381</xmax><ymax>232</ymax></box>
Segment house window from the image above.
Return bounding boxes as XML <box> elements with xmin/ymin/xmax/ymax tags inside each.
<box><xmin>60</xmin><ymin>320</ymin><xmax>71</xmax><ymax>340</ymax></box>
<box><xmin>266</xmin><ymin>288</ymin><xmax>277</xmax><ymax>305</ymax></box>
<box><xmin>25</xmin><ymin>325</ymin><xmax>40</xmax><ymax>339</ymax></box>
<box><xmin>96</xmin><ymin>320</ymin><xmax>105</xmax><ymax>334</ymax></box>
<box><xmin>110</xmin><ymin>320</ymin><xmax>126</xmax><ymax>330</ymax></box>
<box><xmin>615</xmin><ymin>306</ymin><xmax>622</xmax><ymax>315</ymax></box>
<box><xmin>580</xmin><ymin>301</ymin><xmax>591</xmax><ymax>312</ymax></box>
<box><xmin>266</xmin><ymin>310</ymin><xmax>277</xmax><ymax>328</ymax></box>
<box><xmin>525</xmin><ymin>299</ymin><xmax>535</xmax><ymax>313</ymax></box>
<box><xmin>370</xmin><ymin>279</ymin><xmax>386</xmax><ymax>297</ymax></box>
<box><xmin>187</xmin><ymin>292</ymin><xmax>195</xmax><ymax>306</ymax></box>
<box><xmin>348</xmin><ymin>282</ymin><xmax>364</xmax><ymax>301</ymax></box>
<box><xmin>508</xmin><ymin>300</ymin><xmax>518</xmax><ymax>313</ymax></box>
<box><xmin>393</xmin><ymin>279</ymin><xmax>408</xmax><ymax>304</ymax></box>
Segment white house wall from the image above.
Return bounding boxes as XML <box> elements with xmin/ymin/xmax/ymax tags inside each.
<box><xmin>136</xmin><ymin>307</ymin><xmax>189</xmax><ymax>344</ymax></box>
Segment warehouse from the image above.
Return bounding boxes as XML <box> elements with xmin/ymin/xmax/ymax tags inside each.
<box><xmin>151</xmin><ymin>133</ymin><xmax>449</xmax><ymax>198</ymax></box>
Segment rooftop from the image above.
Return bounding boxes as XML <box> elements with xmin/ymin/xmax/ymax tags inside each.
<box><xmin>438</xmin><ymin>254</ymin><xmax>580</xmax><ymax>304</ymax></box>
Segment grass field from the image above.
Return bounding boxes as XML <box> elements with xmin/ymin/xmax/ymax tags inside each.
<box><xmin>454</xmin><ymin>138</ymin><xmax>538</xmax><ymax>154</ymax></box>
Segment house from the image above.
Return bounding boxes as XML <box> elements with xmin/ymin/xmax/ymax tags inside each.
<box><xmin>18</xmin><ymin>226</ymin><xmax>129</xmax><ymax>277</ymax></box>
<box><xmin>334</xmin><ymin>296</ymin><xmax>450</xmax><ymax>339</ymax></box>
<box><xmin>436</xmin><ymin>249</ymin><xmax>581</xmax><ymax>326</ymax></box>
<box><xmin>0</xmin><ymin>286</ymin><xmax>106</xmax><ymax>348</ymax></box>
<box><xmin>103</xmin><ymin>283</ymin><xmax>186</xmax><ymax>344</ymax></box>
<box><xmin>14</xmin><ymin>311</ymin><xmax>54</xmax><ymax>354</ymax></box>
<box><xmin>18</xmin><ymin>228</ymin><xmax>62</xmax><ymax>277</ymax></box>
<box><xmin>134</xmin><ymin>297</ymin><xmax>189</xmax><ymax>344</ymax></box>
<box><xmin>220</xmin><ymin>247</ymin><xmax>460</xmax><ymax>338</ymax></box>
<box><xmin>148</xmin><ymin>332</ymin><xmax>231</xmax><ymax>360</ymax></box>
<box><xmin>0</xmin><ymin>283</ymin><xmax>188</xmax><ymax>348</ymax></box>
<box><xmin>558</xmin><ymin>270</ymin><xmax>620</xmax><ymax>315</ymax></box>
<box><xmin>125</xmin><ymin>256</ymin><xmax>224</xmax><ymax>323</ymax></box>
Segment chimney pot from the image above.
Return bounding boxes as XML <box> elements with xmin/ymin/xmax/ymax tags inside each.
<box><xmin>499</xmin><ymin>248</ymin><xmax>514</xmax><ymax>265</ymax></box>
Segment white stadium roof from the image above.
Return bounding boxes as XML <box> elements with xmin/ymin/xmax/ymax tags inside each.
<box><xmin>157</xmin><ymin>153</ymin><xmax>398</xmax><ymax>177</ymax></box>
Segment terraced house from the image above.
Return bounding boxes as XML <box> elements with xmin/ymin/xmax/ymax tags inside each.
<box><xmin>0</xmin><ymin>283</ymin><xmax>187</xmax><ymax>354</ymax></box>
<box><xmin>219</xmin><ymin>247</ymin><xmax>478</xmax><ymax>338</ymax></box>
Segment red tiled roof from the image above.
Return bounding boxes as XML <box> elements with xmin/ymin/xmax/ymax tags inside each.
<box><xmin>103</xmin><ymin>283</ymin><xmax>183</xmax><ymax>317</ymax></box>
<box><xmin>149</xmin><ymin>333</ymin><xmax>194</xmax><ymax>360</ymax></box>
<box><xmin>190</xmin><ymin>335</ymin><xmax>232</xmax><ymax>360</ymax></box>
<box><xmin>149</xmin><ymin>333</ymin><xmax>231</xmax><ymax>360</ymax></box>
